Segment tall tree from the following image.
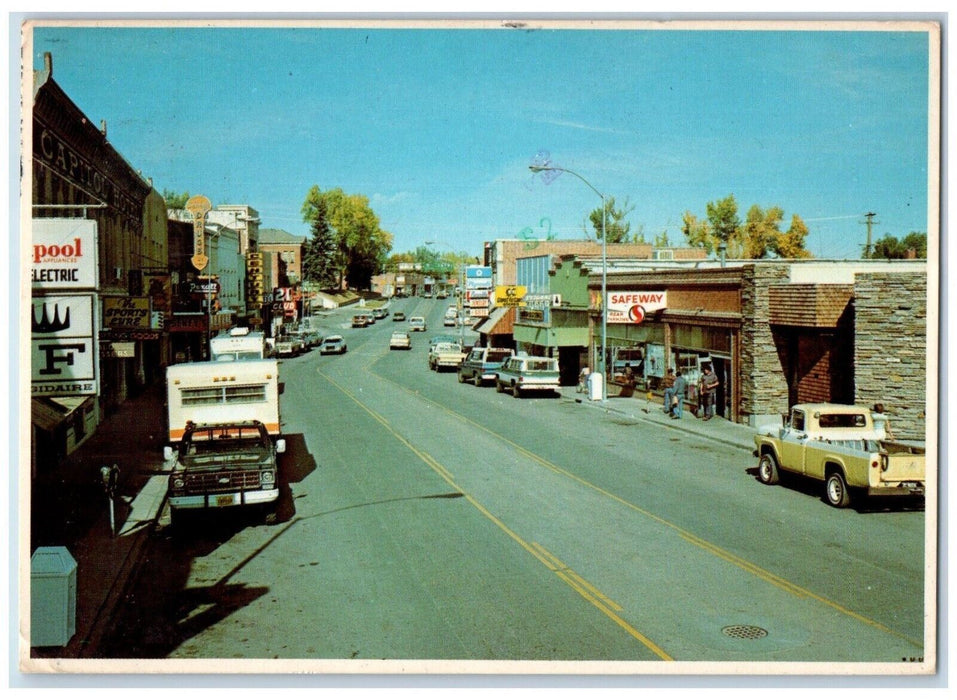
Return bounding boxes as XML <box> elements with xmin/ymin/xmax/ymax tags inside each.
<box><xmin>300</xmin><ymin>196</ymin><xmax>338</xmax><ymax>288</ymax></box>
<box><xmin>774</xmin><ymin>215</ymin><xmax>812</xmax><ymax>259</ymax></box>
<box><xmin>706</xmin><ymin>194</ymin><xmax>742</xmax><ymax>255</ymax></box>
<box><xmin>587</xmin><ymin>196</ymin><xmax>636</xmax><ymax>243</ymax></box>
<box><xmin>302</xmin><ymin>186</ymin><xmax>393</xmax><ymax>290</ymax></box>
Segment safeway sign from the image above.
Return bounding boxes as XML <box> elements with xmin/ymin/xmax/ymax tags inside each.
<box><xmin>607</xmin><ymin>291</ymin><xmax>668</xmax><ymax>324</ymax></box>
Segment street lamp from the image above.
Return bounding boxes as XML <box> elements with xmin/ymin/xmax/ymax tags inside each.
<box><xmin>529</xmin><ymin>165</ymin><xmax>608</xmax><ymax>403</ymax></box>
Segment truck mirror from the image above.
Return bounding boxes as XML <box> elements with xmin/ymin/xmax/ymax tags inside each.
<box><xmin>275</xmin><ymin>438</ymin><xmax>286</xmax><ymax>454</ymax></box>
<box><xmin>163</xmin><ymin>446</ymin><xmax>174</xmax><ymax>461</ymax></box>
<box><xmin>278</xmin><ymin>382</ymin><xmax>285</xmax><ymax>395</ymax></box>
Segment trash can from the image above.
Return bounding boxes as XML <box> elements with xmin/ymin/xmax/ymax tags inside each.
<box><xmin>30</xmin><ymin>546</ymin><xmax>77</xmax><ymax>647</ymax></box>
<box><xmin>587</xmin><ymin>371</ymin><xmax>604</xmax><ymax>401</ymax></box>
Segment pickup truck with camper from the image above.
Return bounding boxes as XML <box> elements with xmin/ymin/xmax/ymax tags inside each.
<box><xmin>164</xmin><ymin>359</ymin><xmax>285</xmax><ymax>524</ymax></box>
<box><xmin>458</xmin><ymin>346</ymin><xmax>514</xmax><ymax>387</ymax></box>
<box><xmin>495</xmin><ymin>355</ymin><xmax>561</xmax><ymax>398</ymax></box>
<box><xmin>753</xmin><ymin>403</ymin><xmax>925</xmax><ymax>508</ymax></box>
<box><xmin>428</xmin><ymin>341</ymin><xmax>466</xmax><ymax>371</ymax></box>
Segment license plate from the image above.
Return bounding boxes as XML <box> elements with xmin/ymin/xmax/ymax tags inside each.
<box><xmin>216</xmin><ymin>494</ymin><xmax>235</xmax><ymax>506</ymax></box>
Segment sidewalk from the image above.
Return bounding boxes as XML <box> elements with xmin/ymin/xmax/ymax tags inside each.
<box><xmin>560</xmin><ymin>384</ymin><xmax>761</xmax><ymax>453</ymax></box>
<box><xmin>28</xmin><ymin>381</ymin><xmax>170</xmax><ymax>660</ymax></box>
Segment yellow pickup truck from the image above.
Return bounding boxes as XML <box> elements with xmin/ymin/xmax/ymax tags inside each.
<box><xmin>753</xmin><ymin>403</ymin><xmax>925</xmax><ymax>508</ymax></box>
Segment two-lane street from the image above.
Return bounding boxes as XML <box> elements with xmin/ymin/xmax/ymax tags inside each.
<box><xmin>99</xmin><ymin>297</ymin><xmax>925</xmax><ymax>665</ymax></box>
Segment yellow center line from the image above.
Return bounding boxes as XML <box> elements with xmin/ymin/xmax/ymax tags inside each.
<box><xmin>315</xmin><ymin>366</ymin><xmax>672</xmax><ymax>660</ymax></box>
<box><xmin>358</xmin><ymin>363</ymin><xmax>923</xmax><ymax>650</ymax></box>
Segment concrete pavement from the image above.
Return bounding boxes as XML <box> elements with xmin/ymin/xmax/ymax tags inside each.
<box><xmin>25</xmin><ymin>372</ymin><xmax>762</xmax><ymax>661</ymax></box>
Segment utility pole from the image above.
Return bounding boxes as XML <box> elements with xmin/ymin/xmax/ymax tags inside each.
<box><xmin>860</xmin><ymin>212</ymin><xmax>879</xmax><ymax>259</ymax></box>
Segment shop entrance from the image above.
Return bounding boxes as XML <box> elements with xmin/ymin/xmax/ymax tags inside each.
<box><xmin>710</xmin><ymin>355</ymin><xmax>732</xmax><ymax>419</ymax></box>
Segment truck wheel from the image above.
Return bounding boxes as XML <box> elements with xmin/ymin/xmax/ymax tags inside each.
<box><xmin>512</xmin><ymin>383</ymin><xmax>521</xmax><ymax>398</ymax></box>
<box><xmin>825</xmin><ymin>471</ymin><xmax>852</xmax><ymax>508</ymax></box>
<box><xmin>458</xmin><ymin>372</ymin><xmax>466</xmax><ymax>383</ymax></box>
<box><xmin>758</xmin><ymin>453</ymin><xmax>780</xmax><ymax>485</ymax></box>
<box><xmin>496</xmin><ymin>381</ymin><xmax>504</xmax><ymax>393</ymax></box>
<box><xmin>473</xmin><ymin>375</ymin><xmax>482</xmax><ymax>387</ymax></box>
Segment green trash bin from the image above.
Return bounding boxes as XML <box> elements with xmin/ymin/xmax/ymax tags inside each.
<box><xmin>30</xmin><ymin>546</ymin><xmax>77</xmax><ymax>647</ymax></box>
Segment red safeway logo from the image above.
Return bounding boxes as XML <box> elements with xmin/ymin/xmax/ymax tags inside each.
<box><xmin>628</xmin><ymin>305</ymin><xmax>646</xmax><ymax>323</ymax></box>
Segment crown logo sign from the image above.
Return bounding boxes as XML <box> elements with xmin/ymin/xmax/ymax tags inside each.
<box><xmin>32</xmin><ymin>303</ymin><xmax>71</xmax><ymax>333</ymax></box>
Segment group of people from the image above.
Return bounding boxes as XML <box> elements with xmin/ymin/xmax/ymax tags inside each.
<box><xmin>662</xmin><ymin>365</ymin><xmax>720</xmax><ymax>420</ymax></box>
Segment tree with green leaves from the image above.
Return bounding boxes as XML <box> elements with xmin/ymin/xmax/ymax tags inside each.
<box><xmin>683</xmin><ymin>194</ymin><xmax>811</xmax><ymax>259</ymax></box>
<box><xmin>586</xmin><ymin>196</ymin><xmax>637</xmax><ymax>243</ymax></box>
<box><xmin>301</xmin><ymin>196</ymin><xmax>338</xmax><ymax>288</ymax></box>
<box><xmin>162</xmin><ymin>189</ymin><xmax>191</xmax><ymax>209</ymax></box>
<box><xmin>872</xmin><ymin>232</ymin><xmax>927</xmax><ymax>259</ymax></box>
<box><xmin>301</xmin><ymin>186</ymin><xmax>393</xmax><ymax>290</ymax></box>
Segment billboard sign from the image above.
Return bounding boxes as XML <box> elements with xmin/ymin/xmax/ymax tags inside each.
<box><xmin>607</xmin><ymin>291</ymin><xmax>668</xmax><ymax>324</ymax></box>
<box><xmin>31</xmin><ymin>218</ymin><xmax>98</xmax><ymax>290</ymax></box>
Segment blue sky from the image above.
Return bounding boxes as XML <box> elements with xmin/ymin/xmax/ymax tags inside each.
<box><xmin>28</xmin><ymin>21</ymin><xmax>934</xmax><ymax>260</ymax></box>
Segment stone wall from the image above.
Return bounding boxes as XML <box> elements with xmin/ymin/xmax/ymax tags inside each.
<box><xmin>739</xmin><ymin>264</ymin><xmax>791</xmax><ymax>424</ymax></box>
<box><xmin>853</xmin><ymin>272</ymin><xmax>928</xmax><ymax>441</ymax></box>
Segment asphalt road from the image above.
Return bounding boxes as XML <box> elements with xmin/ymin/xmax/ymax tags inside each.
<box><xmin>99</xmin><ymin>297</ymin><xmax>927</xmax><ymax>669</ymax></box>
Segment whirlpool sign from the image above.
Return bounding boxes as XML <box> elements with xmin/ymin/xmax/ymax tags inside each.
<box><xmin>607</xmin><ymin>291</ymin><xmax>668</xmax><ymax>324</ymax></box>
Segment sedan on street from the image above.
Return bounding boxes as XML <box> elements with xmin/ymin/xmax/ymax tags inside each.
<box><xmin>409</xmin><ymin>316</ymin><xmax>427</xmax><ymax>332</ymax></box>
<box><xmin>390</xmin><ymin>331</ymin><xmax>412</xmax><ymax>350</ymax></box>
<box><xmin>393</xmin><ymin>311</ymin><xmax>407</xmax><ymax>322</ymax></box>
<box><xmin>320</xmin><ymin>335</ymin><xmax>347</xmax><ymax>355</ymax></box>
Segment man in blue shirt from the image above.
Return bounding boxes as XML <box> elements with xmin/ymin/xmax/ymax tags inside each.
<box><xmin>671</xmin><ymin>370</ymin><xmax>687</xmax><ymax>419</ymax></box>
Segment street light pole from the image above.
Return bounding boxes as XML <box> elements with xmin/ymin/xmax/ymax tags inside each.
<box><xmin>529</xmin><ymin>165</ymin><xmax>608</xmax><ymax>403</ymax></box>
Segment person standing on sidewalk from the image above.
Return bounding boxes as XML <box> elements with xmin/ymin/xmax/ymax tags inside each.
<box><xmin>670</xmin><ymin>370</ymin><xmax>687</xmax><ymax>419</ymax></box>
<box><xmin>661</xmin><ymin>368</ymin><xmax>676</xmax><ymax>413</ymax></box>
<box><xmin>700</xmin><ymin>364</ymin><xmax>720</xmax><ymax>420</ymax></box>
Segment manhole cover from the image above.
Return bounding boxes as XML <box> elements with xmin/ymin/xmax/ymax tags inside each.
<box><xmin>721</xmin><ymin>624</ymin><xmax>768</xmax><ymax>640</ymax></box>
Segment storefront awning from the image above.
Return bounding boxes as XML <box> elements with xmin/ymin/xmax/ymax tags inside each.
<box><xmin>31</xmin><ymin>397</ymin><xmax>88</xmax><ymax>432</ymax></box>
<box><xmin>473</xmin><ymin>306</ymin><xmax>515</xmax><ymax>336</ymax></box>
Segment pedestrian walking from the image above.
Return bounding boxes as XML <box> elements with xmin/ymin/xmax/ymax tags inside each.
<box><xmin>661</xmin><ymin>368</ymin><xmax>676</xmax><ymax>413</ymax></box>
<box><xmin>700</xmin><ymin>365</ymin><xmax>720</xmax><ymax>420</ymax></box>
<box><xmin>577</xmin><ymin>366</ymin><xmax>591</xmax><ymax>393</ymax></box>
<box><xmin>670</xmin><ymin>370</ymin><xmax>687</xmax><ymax>419</ymax></box>
<box><xmin>871</xmin><ymin>403</ymin><xmax>894</xmax><ymax>441</ymax></box>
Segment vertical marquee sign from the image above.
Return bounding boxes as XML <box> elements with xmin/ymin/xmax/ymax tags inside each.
<box><xmin>186</xmin><ymin>195</ymin><xmax>212</xmax><ymax>271</ymax></box>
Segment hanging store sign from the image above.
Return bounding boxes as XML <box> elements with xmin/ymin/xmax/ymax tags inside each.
<box><xmin>31</xmin><ymin>219</ymin><xmax>98</xmax><ymax>290</ymax></box>
<box><xmin>494</xmin><ymin>285</ymin><xmax>527</xmax><ymax>307</ymax></box>
<box><xmin>186</xmin><ymin>195</ymin><xmax>212</xmax><ymax>271</ymax></box>
<box><xmin>607</xmin><ymin>291</ymin><xmax>668</xmax><ymax>324</ymax></box>
<box><xmin>103</xmin><ymin>296</ymin><xmax>151</xmax><ymax>330</ymax></box>
<box><xmin>31</xmin><ymin>293</ymin><xmax>97</xmax><ymax>396</ymax></box>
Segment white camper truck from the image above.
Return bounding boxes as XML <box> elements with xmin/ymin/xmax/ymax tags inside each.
<box><xmin>209</xmin><ymin>326</ymin><xmax>266</xmax><ymax>362</ymax></box>
<box><xmin>164</xmin><ymin>359</ymin><xmax>284</xmax><ymax>522</ymax></box>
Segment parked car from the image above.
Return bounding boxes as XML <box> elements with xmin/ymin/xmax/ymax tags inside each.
<box><xmin>428</xmin><ymin>342</ymin><xmax>466</xmax><ymax>372</ymax></box>
<box><xmin>390</xmin><ymin>331</ymin><xmax>412</xmax><ymax>350</ymax></box>
<box><xmin>495</xmin><ymin>355</ymin><xmax>561</xmax><ymax>398</ymax></box>
<box><xmin>275</xmin><ymin>333</ymin><xmax>305</xmax><ymax>358</ymax></box>
<box><xmin>408</xmin><ymin>316</ymin><xmax>427</xmax><ymax>332</ymax></box>
<box><xmin>436</xmin><ymin>290</ymin><xmax>449</xmax><ymax>299</ymax></box>
<box><xmin>352</xmin><ymin>313</ymin><xmax>373</xmax><ymax>328</ymax></box>
<box><xmin>458</xmin><ymin>347</ymin><xmax>515</xmax><ymax>387</ymax></box>
<box><xmin>393</xmin><ymin>311</ymin><xmax>406</xmax><ymax>322</ymax></box>
<box><xmin>429</xmin><ymin>334</ymin><xmax>458</xmax><ymax>349</ymax></box>
<box><xmin>320</xmin><ymin>335</ymin><xmax>347</xmax><ymax>355</ymax></box>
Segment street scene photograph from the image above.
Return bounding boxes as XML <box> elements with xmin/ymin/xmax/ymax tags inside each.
<box><xmin>18</xmin><ymin>17</ymin><xmax>940</xmax><ymax>681</ymax></box>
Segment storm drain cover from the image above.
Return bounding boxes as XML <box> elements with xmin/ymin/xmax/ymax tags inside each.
<box><xmin>721</xmin><ymin>624</ymin><xmax>768</xmax><ymax>640</ymax></box>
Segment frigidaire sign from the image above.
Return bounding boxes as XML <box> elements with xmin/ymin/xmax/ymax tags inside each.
<box><xmin>31</xmin><ymin>218</ymin><xmax>99</xmax><ymax>290</ymax></box>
